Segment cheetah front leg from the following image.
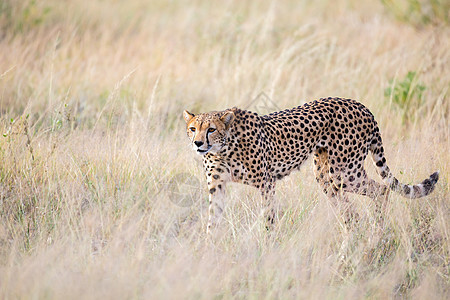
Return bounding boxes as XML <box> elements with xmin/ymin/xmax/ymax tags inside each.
<box><xmin>206</xmin><ymin>174</ymin><xmax>227</xmax><ymax>234</ymax></box>
<box><xmin>261</xmin><ymin>179</ymin><xmax>278</xmax><ymax>229</ymax></box>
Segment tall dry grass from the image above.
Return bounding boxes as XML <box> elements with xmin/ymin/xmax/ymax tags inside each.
<box><xmin>0</xmin><ymin>0</ymin><xmax>448</xmax><ymax>298</ymax></box>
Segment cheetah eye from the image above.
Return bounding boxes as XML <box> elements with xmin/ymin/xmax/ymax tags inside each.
<box><xmin>208</xmin><ymin>128</ymin><xmax>216</xmax><ymax>133</ymax></box>
<box><xmin>189</xmin><ymin>127</ymin><xmax>196</xmax><ymax>132</ymax></box>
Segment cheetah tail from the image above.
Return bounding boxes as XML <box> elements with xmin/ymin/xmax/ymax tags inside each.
<box><xmin>370</xmin><ymin>134</ymin><xmax>439</xmax><ymax>199</ymax></box>
<box><xmin>387</xmin><ymin>170</ymin><xmax>439</xmax><ymax>199</ymax></box>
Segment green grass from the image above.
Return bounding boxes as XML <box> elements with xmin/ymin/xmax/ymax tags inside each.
<box><xmin>0</xmin><ymin>0</ymin><xmax>448</xmax><ymax>299</ymax></box>
<box><xmin>385</xmin><ymin>71</ymin><xmax>427</xmax><ymax>124</ymax></box>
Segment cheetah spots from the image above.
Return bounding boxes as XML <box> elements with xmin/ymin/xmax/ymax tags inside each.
<box><xmin>186</xmin><ymin>97</ymin><xmax>439</xmax><ymax>233</ymax></box>
<box><xmin>403</xmin><ymin>185</ymin><xmax>411</xmax><ymax>195</ymax></box>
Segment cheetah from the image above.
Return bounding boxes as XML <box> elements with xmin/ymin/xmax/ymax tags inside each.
<box><xmin>183</xmin><ymin>97</ymin><xmax>439</xmax><ymax>233</ymax></box>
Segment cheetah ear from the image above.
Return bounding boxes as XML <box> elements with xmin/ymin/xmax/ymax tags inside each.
<box><xmin>220</xmin><ymin>111</ymin><xmax>235</xmax><ymax>128</ymax></box>
<box><xmin>183</xmin><ymin>110</ymin><xmax>195</xmax><ymax>124</ymax></box>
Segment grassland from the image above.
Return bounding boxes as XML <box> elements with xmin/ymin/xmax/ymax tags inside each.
<box><xmin>0</xmin><ymin>0</ymin><xmax>448</xmax><ymax>299</ymax></box>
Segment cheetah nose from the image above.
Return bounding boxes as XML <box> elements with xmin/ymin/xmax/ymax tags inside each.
<box><xmin>194</xmin><ymin>141</ymin><xmax>204</xmax><ymax>147</ymax></box>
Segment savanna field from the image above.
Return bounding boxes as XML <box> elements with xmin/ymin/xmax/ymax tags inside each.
<box><xmin>0</xmin><ymin>0</ymin><xmax>449</xmax><ymax>298</ymax></box>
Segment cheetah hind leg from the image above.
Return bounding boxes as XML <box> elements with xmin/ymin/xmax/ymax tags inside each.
<box><xmin>346</xmin><ymin>168</ymin><xmax>389</xmax><ymax>229</ymax></box>
<box><xmin>313</xmin><ymin>147</ymin><xmax>359</xmax><ymax>229</ymax></box>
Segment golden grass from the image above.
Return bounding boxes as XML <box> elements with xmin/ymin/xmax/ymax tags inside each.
<box><xmin>0</xmin><ymin>0</ymin><xmax>448</xmax><ymax>298</ymax></box>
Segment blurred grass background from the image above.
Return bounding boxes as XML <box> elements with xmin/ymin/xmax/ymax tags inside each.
<box><xmin>0</xmin><ymin>0</ymin><xmax>448</xmax><ymax>298</ymax></box>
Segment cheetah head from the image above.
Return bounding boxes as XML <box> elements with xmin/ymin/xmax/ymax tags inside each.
<box><xmin>183</xmin><ymin>109</ymin><xmax>235</xmax><ymax>156</ymax></box>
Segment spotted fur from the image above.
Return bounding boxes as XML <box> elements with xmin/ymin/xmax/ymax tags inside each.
<box><xmin>183</xmin><ymin>97</ymin><xmax>439</xmax><ymax>232</ymax></box>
